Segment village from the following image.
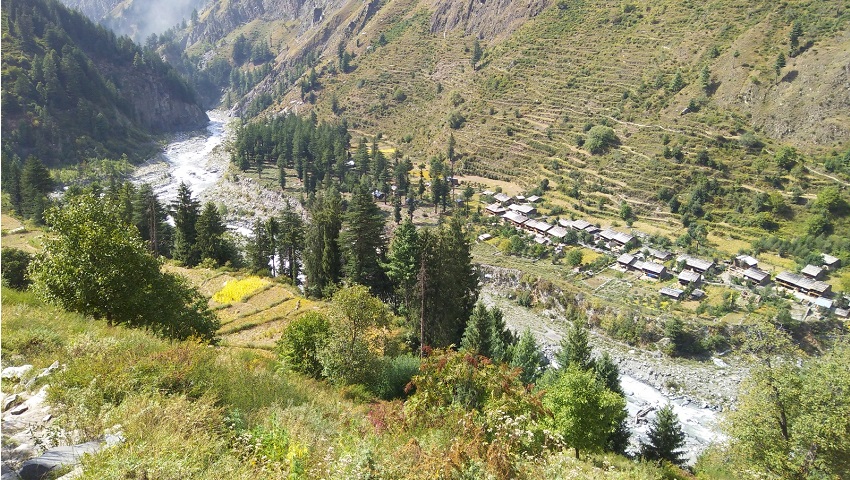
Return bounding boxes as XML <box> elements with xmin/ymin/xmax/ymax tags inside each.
<box><xmin>476</xmin><ymin>189</ymin><xmax>849</xmax><ymax>320</ymax></box>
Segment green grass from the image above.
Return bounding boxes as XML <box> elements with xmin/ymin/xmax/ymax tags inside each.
<box><xmin>2</xmin><ymin>286</ymin><xmax>690</xmax><ymax>479</ymax></box>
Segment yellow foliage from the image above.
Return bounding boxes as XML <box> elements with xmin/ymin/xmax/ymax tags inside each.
<box><xmin>212</xmin><ymin>277</ymin><xmax>270</xmax><ymax>304</ymax></box>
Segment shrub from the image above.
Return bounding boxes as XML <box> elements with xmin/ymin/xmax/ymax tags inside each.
<box><xmin>277</xmin><ymin>312</ymin><xmax>331</xmax><ymax>378</ymax></box>
<box><xmin>584</xmin><ymin>126</ymin><xmax>617</xmax><ymax>154</ymax></box>
<box><xmin>1</xmin><ymin>247</ymin><xmax>33</xmax><ymax>289</ymax></box>
<box><xmin>373</xmin><ymin>354</ymin><xmax>420</xmax><ymax>400</ymax></box>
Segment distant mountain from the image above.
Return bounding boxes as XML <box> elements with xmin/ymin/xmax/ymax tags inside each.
<box><xmin>1</xmin><ymin>0</ymin><xmax>208</xmax><ymax>167</ymax></box>
<box><xmin>58</xmin><ymin>0</ymin><xmax>209</xmax><ymax>42</ymax></box>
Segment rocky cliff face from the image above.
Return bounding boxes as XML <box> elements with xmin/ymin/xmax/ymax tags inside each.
<box><xmin>428</xmin><ymin>0</ymin><xmax>553</xmax><ymax>40</ymax></box>
<box><xmin>125</xmin><ymin>75</ymin><xmax>209</xmax><ymax>133</ymax></box>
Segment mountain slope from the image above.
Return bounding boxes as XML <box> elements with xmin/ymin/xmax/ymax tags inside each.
<box><xmin>58</xmin><ymin>0</ymin><xmax>209</xmax><ymax>42</ymax></box>
<box><xmin>1</xmin><ymin>0</ymin><xmax>208</xmax><ymax>166</ymax></box>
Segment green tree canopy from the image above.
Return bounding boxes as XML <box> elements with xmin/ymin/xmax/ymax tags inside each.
<box><xmin>726</xmin><ymin>344</ymin><xmax>850</xmax><ymax>478</ymax></box>
<box><xmin>584</xmin><ymin>125</ymin><xmax>617</xmax><ymax>154</ymax></box>
<box><xmin>544</xmin><ymin>365</ymin><xmax>627</xmax><ymax>460</ymax></box>
<box><xmin>29</xmin><ymin>194</ymin><xmax>218</xmax><ymax>341</ymax></box>
<box><xmin>641</xmin><ymin>404</ymin><xmax>687</xmax><ymax>465</ymax></box>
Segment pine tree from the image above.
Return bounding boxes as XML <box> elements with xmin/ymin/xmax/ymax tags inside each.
<box><xmin>460</xmin><ymin>304</ymin><xmax>492</xmax><ymax>356</ymax></box>
<box><xmin>171</xmin><ymin>182</ymin><xmax>201</xmax><ymax>266</ymax></box>
<box><xmin>20</xmin><ymin>156</ymin><xmax>54</xmax><ymax>222</ymax></box>
<box><xmin>511</xmin><ymin>328</ymin><xmax>546</xmax><ymax>384</ymax></box>
<box><xmin>304</xmin><ymin>188</ymin><xmax>343</xmax><ymax>297</ymax></box>
<box><xmin>246</xmin><ymin>219</ymin><xmax>272</xmax><ymax>274</ymax></box>
<box><xmin>488</xmin><ymin>306</ymin><xmax>514</xmax><ymax>363</ymax></box>
<box><xmin>132</xmin><ymin>183</ymin><xmax>170</xmax><ymax>257</ymax></box>
<box><xmin>789</xmin><ymin>21</ymin><xmax>802</xmax><ymax>56</ymax></box>
<box><xmin>471</xmin><ymin>38</ymin><xmax>483</xmax><ymax>68</ymax></box>
<box><xmin>556</xmin><ymin>320</ymin><xmax>594</xmax><ymax>371</ymax></box>
<box><xmin>641</xmin><ymin>404</ymin><xmax>687</xmax><ymax>465</ymax></box>
<box><xmin>195</xmin><ymin>202</ymin><xmax>227</xmax><ymax>265</ymax></box>
<box><xmin>340</xmin><ymin>183</ymin><xmax>387</xmax><ymax>292</ymax></box>
<box><xmin>775</xmin><ymin>53</ymin><xmax>786</xmax><ymax>76</ymax></box>
<box><xmin>278</xmin><ymin>200</ymin><xmax>305</xmax><ymax>282</ymax></box>
<box><xmin>384</xmin><ymin>219</ymin><xmax>420</xmax><ymax>316</ymax></box>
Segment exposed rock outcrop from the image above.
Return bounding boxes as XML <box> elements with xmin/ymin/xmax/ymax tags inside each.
<box><xmin>428</xmin><ymin>0</ymin><xmax>553</xmax><ymax>40</ymax></box>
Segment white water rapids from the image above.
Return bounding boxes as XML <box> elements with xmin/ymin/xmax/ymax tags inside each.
<box><xmin>138</xmin><ymin>113</ymin><xmax>725</xmax><ymax>464</ymax></box>
<box><xmin>134</xmin><ymin>110</ymin><xmax>230</xmax><ymax>204</ymax></box>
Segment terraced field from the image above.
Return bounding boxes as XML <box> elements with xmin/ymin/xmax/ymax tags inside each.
<box><xmin>167</xmin><ymin>266</ymin><xmax>330</xmax><ymax>350</ymax></box>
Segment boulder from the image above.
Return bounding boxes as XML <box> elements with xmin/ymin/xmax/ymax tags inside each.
<box><xmin>3</xmin><ymin>394</ymin><xmax>20</xmax><ymax>412</ymax></box>
<box><xmin>10</xmin><ymin>404</ymin><xmax>28</xmax><ymax>416</ymax></box>
<box><xmin>1</xmin><ymin>366</ymin><xmax>33</xmax><ymax>380</ymax></box>
<box><xmin>18</xmin><ymin>442</ymin><xmax>101</xmax><ymax>480</ymax></box>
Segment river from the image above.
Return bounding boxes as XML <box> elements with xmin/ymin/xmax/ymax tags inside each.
<box><xmin>132</xmin><ymin>110</ymin><xmax>230</xmax><ymax>204</ymax></box>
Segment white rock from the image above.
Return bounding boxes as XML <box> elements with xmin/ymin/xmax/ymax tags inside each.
<box><xmin>1</xmin><ymin>365</ymin><xmax>33</xmax><ymax>380</ymax></box>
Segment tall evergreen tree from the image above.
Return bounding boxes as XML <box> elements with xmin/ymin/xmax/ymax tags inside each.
<box><xmin>2</xmin><ymin>157</ymin><xmax>23</xmax><ymax>214</ymax></box>
<box><xmin>132</xmin><ymin>183</ymin><xmax>170</xmax><ymax>257</ymax></box>
<box><xmin>195</xmin><ymin>202</ymin><xmax>227</xmax><ymax>265</ymax></box>
<box><xmin>511</xmin><ymin>328</ymin><xmax>546</xmax><ymax>385</ymax></box>
<box><xmin>415</xmin><ymin>215</ymin><xmax>479</xmax><ymax>348</ymax></box>
<box><xmin>304</xmin><ymin>188</ymin><xmax>343</xmax><ymax>297</ymax></box>
<box><xmin>641</xmin><ymin>405</ymin><xmax>687</xmax><ymax>465</ymax></box>
<box><xmin>246</xmin><ymin>218</ymin><xmax>272</xmax><ymax>274</ymax></box>
<box><xmin>171</xmin><ymin>182</ymin><xmax>201</xmax><ymax>266</ymax></box>
<box><xmin>556</xmin><ymin>319</ymin><xmax>594</xmax><ymax>371</ymax></box>
<box><xmin>384</xmin><ymin>219</ymin><xmax>420</xmax><ymax>316</ymax></box>
<box><xmin>340</xmin><ymin>183</ymin><xmax>387</xmax><ymax>292</ymax></box>
<box><xmin>278</xmin><ymin>200</ymin><xmax>305</xmax><ymax>282</ymax></box>
<box><xmin>460</xmin><ymin>304</ymin><xmax>493</xmax><ymax>356</ymax></box>
<box><xmin>19</xmin><ymin>156</ymin><xmax>54</xmax><ymax>222</ymax></box>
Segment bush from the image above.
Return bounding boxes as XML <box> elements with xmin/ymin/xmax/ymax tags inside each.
<box><xmin>585</xmin><ymin>126</ymin><xmax>617</xmax><ymax>154</ymax></box>
<box><xmin>277</xmin><ymin>312</ymin><xmax>331</xmax><ymax>378</ymax></box>
<box><xmin>1</xmin><ymin>247</ymin><xmax>33</xmax><ymax>289</ymax></box>
<box><xmin>373</xmin><ymin>354</ymin><xmax>420</xmax><ymax>400</ymax></box>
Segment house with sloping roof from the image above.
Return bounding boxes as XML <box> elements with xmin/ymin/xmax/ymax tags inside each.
<box><xmin>647</xmin><ymin>248</ymin><xmax>672</xmax><ymax>262</ymax></box>
<box><xmin>835</xmin><ymin>307</ymin><xmax>849</xmax><ymax>318</ymax></box>
<box><xmin>525</xmin><ymin>219</ymin><xmax>552</xmax><ymax>235</ymax></box>
<box><xmin>813</xmin><ymin>297</ymin><xmax>833</xmax><ymax>310</ymax></box>
<box><xmin>527</xmin><ymin>195</ymin><xmax>542</xmax><ymax>203</ymax></box>
<box><xmin>502</xmin><ymin>211</ymin><xmax>529</xmax><ymax>227</ymax></box>
<box><xmin>801</xmin><ymin>264</ymin><xmax>824</xmax><ymax>280</ymax></box>
<box><xmin>660</xmin><ymin>287</ymin><xmax>685</xmax><ymax>300</ymax></box>
<box><xmin>641</xmin><ymin>261</ymin><xmax>667</xmax><ymax>279</ymax></box>
<box><xmin>547</xmin><ymin>226</ymin><xmax>568</xmax><ymax>241</ymax></box>
<box><xmin>735</xmin><ymin>255</ymin><xmax>759</xmax><ymax>269</ymax></box>
<box><xmin>493</xmin><ymin>193</ymin><xmax>513</xmax><ymax>205</ymax></box>
<box><xmin>477</xmin><ymin>233</ymin><xmax>492</xmax><ymax>242</ymax></box>
<box><xmin>822</xmin><ymin>253</ymin><xmax>841</xmax><ymax>270</ymax></box>
<box><xmin>678</xmin><ymin>255</ymin><xmax>715</xmax><ymax>274</ymax></box>
<box><xmin>678</xmin><ymin>269</ymin><xmax>703</xmax><ymax>285</ymax></box>
<box><xmin>569</xmin><ymin>219</ymin><xmax>591</xmax><ymax>231</ymax></box>
<box><xmin>485</xmin><ymin>203</ymin><xmax>507</xmax><ymax>216</ymax></box>
<box><xmin>617</xmin><ymin>253</ymin><xmax>637</xmax><ymax>269</ymax></box>
<box><xmin>743</xmin><ymin>268</ymin><xmax>770</xmax><ymax>286</ymax></box>
<box><xmin>776</xmin><ymin>271</ymin><xmax>832</xmax><ymax>297</ymax></box>
<box><xmin>508</xmin><ymin>204</ymin><xmax>537</xmax><ymax>216</ymax></box>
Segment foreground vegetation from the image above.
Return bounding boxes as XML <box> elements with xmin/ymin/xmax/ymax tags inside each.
<box><xmin>3</xmin><ymin>288</ymin><xmax>693</xmax><ymax>479</ymax></box>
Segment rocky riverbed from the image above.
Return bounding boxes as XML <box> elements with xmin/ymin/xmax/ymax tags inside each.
<box><xmin>131</xmin><ymin>110</ymin><xmax>296</xmax><ymax>236</ymax></box>
<box><xmin>478</xmin><ymin>286</ymin><xmax>743</xmax><ymax>463</ymax></box>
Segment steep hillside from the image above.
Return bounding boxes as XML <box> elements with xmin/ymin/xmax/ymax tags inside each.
<box><xmin>59</xmin><ymin>0</ymin><xmax>208</xmax><ymax>41</ymax></box>
<box><xmin>154</xmin><ymin>0</ymin><xmax>850</xmax><ymax>248</ymax></box>
<box><xmin>1</xmin><ymin>0</ymin><xmax>208</xmax><ymax>167</ymax></box>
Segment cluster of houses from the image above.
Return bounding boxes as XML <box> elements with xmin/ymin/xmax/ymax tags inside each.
<box><xmin>485</xmin><ymin>192</ymin><xmax>639</xmax><ymax>251</ymax></box>
<box><xmin>481</xmin><ymin>191</ymin><xmax>848</xmax><ymax>317</ymax></box>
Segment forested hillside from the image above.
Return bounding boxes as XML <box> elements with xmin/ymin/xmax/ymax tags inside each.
<box><xmin>1</xmin><ymin>0</ymin><xmax>207</xmax><ymax>167</ymax></box>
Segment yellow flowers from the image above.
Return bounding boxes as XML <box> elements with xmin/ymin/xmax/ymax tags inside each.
<box><xmin>213</xmin><ymin>276</ymin><xmax>270</xmax><ymax>304</ymax></box>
